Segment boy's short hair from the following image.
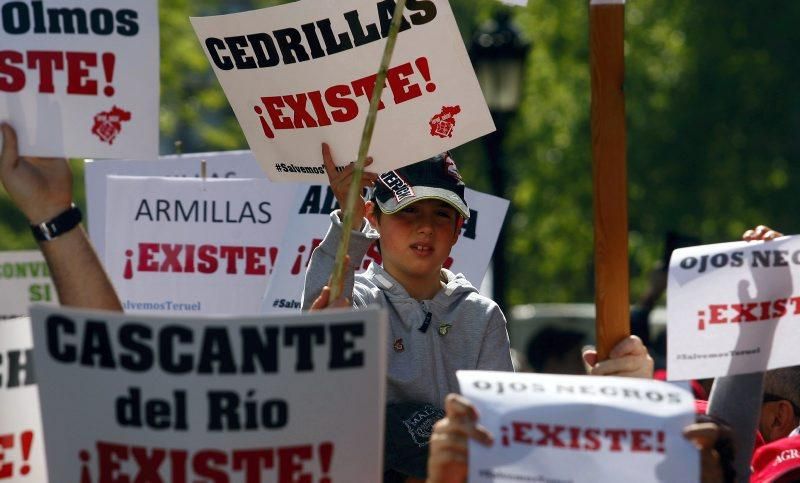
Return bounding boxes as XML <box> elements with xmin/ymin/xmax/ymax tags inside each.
<box><xmin>372</xmin><ymin>153</ymin><xmax>470</xmax><ymax>219</ymax></box>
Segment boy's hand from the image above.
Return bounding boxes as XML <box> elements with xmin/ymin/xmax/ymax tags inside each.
<box><xmin>582</xmin><ymin>335</ymin><xmax>654</xmax><ymax>378</ymax></box>
<box><xmin>309</xmin><ymin>286</ymin><xmax>351</xmax><ymax>310</ymax></box>
<box><xmin>309</xmin><ymin>255</ymin><xmax>353</xmax><ymax>311</ymax></box>
<box><xmin>428</xmin><ymin>394</ymin><xmax>493</xmax><ymax>483</ymax></box>
<box><xmin>0</xmin><ymin>122</ymin><xmax>73</xmax><ymax>224</ymax></box>
<box><xmin>743</xmin><ymin>225</ymin><xmax>783</xmax><ymax>241</ymax></box>
<box><xmin>322</xmin><ymin>143</ymin><xmax>377</xmax><ymax>231</ymax></box>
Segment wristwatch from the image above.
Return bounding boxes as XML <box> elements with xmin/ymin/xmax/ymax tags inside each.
<box><xmin>30</xmin><ymin>203</ymin><xmax>83</xmax><ymax>242</ymax></box>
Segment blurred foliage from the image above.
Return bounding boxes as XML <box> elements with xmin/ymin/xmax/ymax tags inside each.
<box><xmin>2</xmin><ymin>0</ymin><xmax>799</xmax><ymax>306</ymax></box>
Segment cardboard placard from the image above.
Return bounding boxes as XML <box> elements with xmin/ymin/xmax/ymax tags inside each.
<box><xmin>30</xmin><ymin>304</ymin><xmax>387</xmax><ymax>482</ymax></box>
<box><xmin>0</xmin><ymin>251</ymin><xmax>58</xmax><ymax>320</ymax></box>
<box><xmin>0</xmin><ymin>317</ymin><xmax>47</xmax><ymax>482</ymax></box>
<box><xmin>0</xmin><ymin>0</ymin><xmax>158</xmax><ymax>158</ymax></box>
<box><xmin>84</xmin><ymin>151</ymin><xmax>272</xmax><ymax>260</ymax></box>
<box><xmin>458</xmin><ymin>371</ymin><xmax>698</xmax><ymax>483</ymax></box>
<box><xmin>668</xmin><ymin>236</ymin><xmax>800</xmax><ymax>380</ymax></box>
<box><xmin>104</xmin><ymin>176</ymin><xmax>295</xmax><ymax>315</ymax></box>
<box><xmin>190</xmin><ymin>0</ymin><xmax>494</xmax><ymax>182</ymax></box>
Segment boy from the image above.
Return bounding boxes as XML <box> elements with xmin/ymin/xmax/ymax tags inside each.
<box><xmin>302</xmin><ymin>144</ymin><xmax>514</xmax><ymax>407</ymax></box>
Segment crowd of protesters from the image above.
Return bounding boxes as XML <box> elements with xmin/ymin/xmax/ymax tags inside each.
<box><xmin>3</xmin><ymin>120</ymin><xmax>800</xmax><ymax>482</ymax></box>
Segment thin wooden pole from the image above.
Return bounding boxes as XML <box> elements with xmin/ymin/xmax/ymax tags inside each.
<box><xmin>590</xmin><ymin>0</ymin><xmax>629</xmax><ymax>360</ymax></box>
<box><xmin>328</xmin><ymin>0</ymin><xmax>407</xmax><ymax>301</ymax></box>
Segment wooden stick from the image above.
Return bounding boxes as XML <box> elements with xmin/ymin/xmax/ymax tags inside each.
<box><xmin>590</xmin><ymin>0</ymin><xmax>629</xmax><ymax>360</ymax></box>
<box><xmin>328</xmin><ymin>0</ymin><xmax>407</xmax><ymax>301</ymax></box>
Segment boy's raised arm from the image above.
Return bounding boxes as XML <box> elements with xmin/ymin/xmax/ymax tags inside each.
<box><xmin>301</xmin><ymin>143</ymin><xmax>378</xmax><ymax>310</ymax></box>
<box><xmin>0</xmin><ymin>122</ymin><xmax>122</xmax><ymax>311</ymax></box>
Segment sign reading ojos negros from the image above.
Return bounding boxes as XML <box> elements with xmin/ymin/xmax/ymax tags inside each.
<box><xmin>30</xmin><ymin>305</ymin><xmax>387</xmax><ymax>482</ymax></box>
<box><xmin>668</xmin><ymin>236</ymin><xmax>800</xmax><ymax>380</ymax></box>
<box><xmin>0</xmin><ymin>0</ymin><xmax>158</xmax><ymax>158</ymax></box>
<box><xmin>458</xmin><ymin>371</ymin><xmax>698</xmax><ymax>483</ymax></box>
<box><xmin>190</xmin><ymin>0</ymin><xmax>495</xmax><ymax>182</ymax></box>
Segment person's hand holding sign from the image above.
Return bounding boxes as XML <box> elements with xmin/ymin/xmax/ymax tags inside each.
<box><xmin>0</xmin><ymin>122</ymin><xmax>121</xmax><ymax>311</ymax></box>
<box><xmin>743</xmin><ymin>225</ymin><xmax>783</xmax><ymax>241</ymax></box>
<box><xmin>0</xmin><ymin>122</ymin><xmax>73</xmax><ymax>225</ymax></box>
<box><xmin>428</xmin><ymin>394</ymin><xmax>493</xmax><ymax>483</ymax></box>
<box><xmin>322</xmin><ymin>142</ymin><xmax>378</xmax><ymax>231</ymax></box>
<box><xmin>309</xmin><ymin>255</ymin><xmax>352</xmax><ymax>311</ymax></box>
<box><xmin>582</xmin><ymin>335</ymin><xmax>654</xmax><ymax>379</ymax></box>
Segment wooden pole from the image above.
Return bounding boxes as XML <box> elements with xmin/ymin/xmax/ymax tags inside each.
<box><xmin>590</xmin><ymin>0</ymin><xmax>629</xmax><ymax>360</ymax></box>
<box><xmin>328</xmin><ymin>0</ymin><xmax>407</xmax><ymax>301</ymax></box>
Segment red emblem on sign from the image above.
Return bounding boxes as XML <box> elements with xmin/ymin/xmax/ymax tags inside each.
<box><xmin>429</xmin><ymin>105</ymin><xmax>461</xmax><ymax>139</ymax></box>
<box><xmin>91</xmin><ymin>106</ymin><xmax>132</xmax><ymax>145</ymax></box>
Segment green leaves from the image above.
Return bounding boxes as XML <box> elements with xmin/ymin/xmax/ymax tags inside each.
<box><xmin>3</xmin><ymin>0</ymin><xmax>798</xmax><ymax>309</ymax></box>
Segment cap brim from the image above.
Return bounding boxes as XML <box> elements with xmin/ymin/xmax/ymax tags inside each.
<box><xmin>376</xmin><ymin>186</ymin><xmax>470</xmax><ymax>219</ymax></box>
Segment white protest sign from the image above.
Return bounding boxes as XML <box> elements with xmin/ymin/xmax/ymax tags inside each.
<box><xmin>0</xmin><ymin>317</ymin><xmax>47</xmax><ymax>482</ymax></box>
<box><xmin>190</xmin><ymin>0</ymin><xmax>495</xmax><ymax>182</ymax></box>
<box><xmin>0</xmin><ymin>0</ymin><xmax>158</xmax><ymax>158</ymax></box>
<box><xmin>0</xmin><ymin>251</ymin><xmax>57</xmax><ymax>319</ymax></box>
<box><xmin>104</xmin><ymin>176</ymin><xmax>295</xmax><ymax>315</ymax></box>
<box><xmin>458</xmin><ymin>371</ymin><xmax>698</xmax><ymax>483</ymax></box>
<box><xmin>668</xmin><ymin>236</ymin><xmax>800</xmax><ymax>380</ymax></box>
<box><xmin>261</xmin><ymin>186</ymin><xmax>508</xmax><ymax>313</ymax></box>
<box><xmin>84</xmin><ymin>151</ymin><xmax>274</xmax><ymax>260</ymax></box>
<box><xmin>30</xmin><ymin>304</ymin><xmax>387</xmax><ymax>482</ymax></box>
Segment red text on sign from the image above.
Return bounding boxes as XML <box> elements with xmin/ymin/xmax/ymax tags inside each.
<box><xmin>80</xmin><ymin>441</ymin><xmax>334</xmax><ymax>483</ymax></box>
<box><xmin>253</xmin><ymin>57</ymin><xmax>436</xmax><ymax>139</ymax></box>
<box><xmin>500</xmin><ymin>422</ymin><xmax>665</xmax><ymax>453</ymax></box>
<box><xmin>0</xmin><ymin>51</ymin><xmax>116</xmax><ymax>96</ymax></box>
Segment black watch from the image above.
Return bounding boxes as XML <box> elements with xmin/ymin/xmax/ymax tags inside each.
<box><xmin>30</xmin><ymin>204</ymin><xmax>83</xmax><ymax>242</ymax></box>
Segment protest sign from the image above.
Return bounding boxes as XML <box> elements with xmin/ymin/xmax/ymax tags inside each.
<box><xmin>30</xmin><ymin>304</ymin><xmax>387</xmax><ymax>482</ymax></box>
<box><xmin>668</xmin><ymin>236</ymin><xmax>800</xmax><ymax>380</ymax></box>
<box><xmin>0</xmin><ymin>317</ymin><xmax>47</xmax><ymax>482</ymax></box>
<box><xmin>261</xmin><ymin>185</ymin><xmax>508</xmax><ymax>313</ymax></box>
<box><xmin>0</xmin><ymin>251</ymin><xmax>57</xmax><ymax>320</ymax></box>
<box><xmin>0</xmin><ymin>0</ymin><xmax>158</xmax><ymax>158</ymax></box>
<box><xmin>104</xmin><ymin>176</ymin><xmax>295</xmax><ymax>315</ymax></box>
<box><xmin>458</xmin><ymin>371</ymin><xmax>698</xmax><ymax>483</ymax></box>
<box><xmin>84</xmin><ymin>151</ymin><xmax>274</xmax><ymax>260</ymax></box>
<box><xmin>190</xmin><ymin>0</ymin><xmax>495</xmax><ymax>182</ymax></box>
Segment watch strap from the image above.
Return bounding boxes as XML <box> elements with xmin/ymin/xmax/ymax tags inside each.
<box><xmin>31</xmin><ymin>204</ymin><xmax>82</xmax><ymax>242</ymax></box>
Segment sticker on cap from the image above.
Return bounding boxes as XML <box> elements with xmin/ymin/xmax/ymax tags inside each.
<box><xmin>379</xmin><ymin>171</ymin><xmax>415</xmax><ymax>203</ymax></box>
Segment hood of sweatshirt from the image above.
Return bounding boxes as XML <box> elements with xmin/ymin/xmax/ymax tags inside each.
<box><xmin>362</xmin><ymin>262</ymin><xmax>479</xmax><ymax>311</ymax></box>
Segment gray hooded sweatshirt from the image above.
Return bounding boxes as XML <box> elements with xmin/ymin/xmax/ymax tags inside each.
<box><xmin>302</xmin><ymin>211</ymin><xmax>514</xmax><ymax>406</ymax></box>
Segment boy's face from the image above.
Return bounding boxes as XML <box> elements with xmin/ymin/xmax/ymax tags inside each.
<box><xmin>367</xmin><ymin>199</ymin><xmax>462</xmax><ymax>280</ymax></box>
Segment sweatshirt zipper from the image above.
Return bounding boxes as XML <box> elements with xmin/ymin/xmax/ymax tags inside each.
<box><xmin>419</xmin><ymin>311</ymin><xmax>432</xmax><ymax>333</ymax></box>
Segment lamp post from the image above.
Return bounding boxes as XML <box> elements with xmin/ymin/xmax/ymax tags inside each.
<box><xmin>470</xmin><ymin>10</ymin><xmax>529</xmax><ymax>314</ymax></box>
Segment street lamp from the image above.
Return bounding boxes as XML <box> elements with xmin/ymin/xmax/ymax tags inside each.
<box><xmin>470</xmin><ymin>9</ymin><xmax>529</xmax><ymax>314</ymax></box>
<box><xmin>471</xmin><ymin>10</ymin><xmax>529</xmax><ymax>113</ymax></box>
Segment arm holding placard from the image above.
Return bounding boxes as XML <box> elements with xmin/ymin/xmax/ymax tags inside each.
<box><xmin>428</xmin><ymin>394</ymin><xmax>493</xmax><ymax>483</ymax></box>
<box><xmin>309</xmin><ymin>256</ymin><xmax>352</xmax><ymax>310</ymax></box>
<box><xmin>301</xmin><ymin>144</ymin><xmax>378</xmax><ymax>310</ymax></box>
<box><xmin>705</xmin><ymin>224</ymin><xmax>784</xmax><ymax>482</ymax></box>
<box><xmin>427</xmin><ymin>336</ymin><xmax>655</xmax><ymax>482</ymax></box>
<box><xmin>0</xmin><ymin>123</ymin><xmax>122</xmax><ymax>311</ymax></box>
